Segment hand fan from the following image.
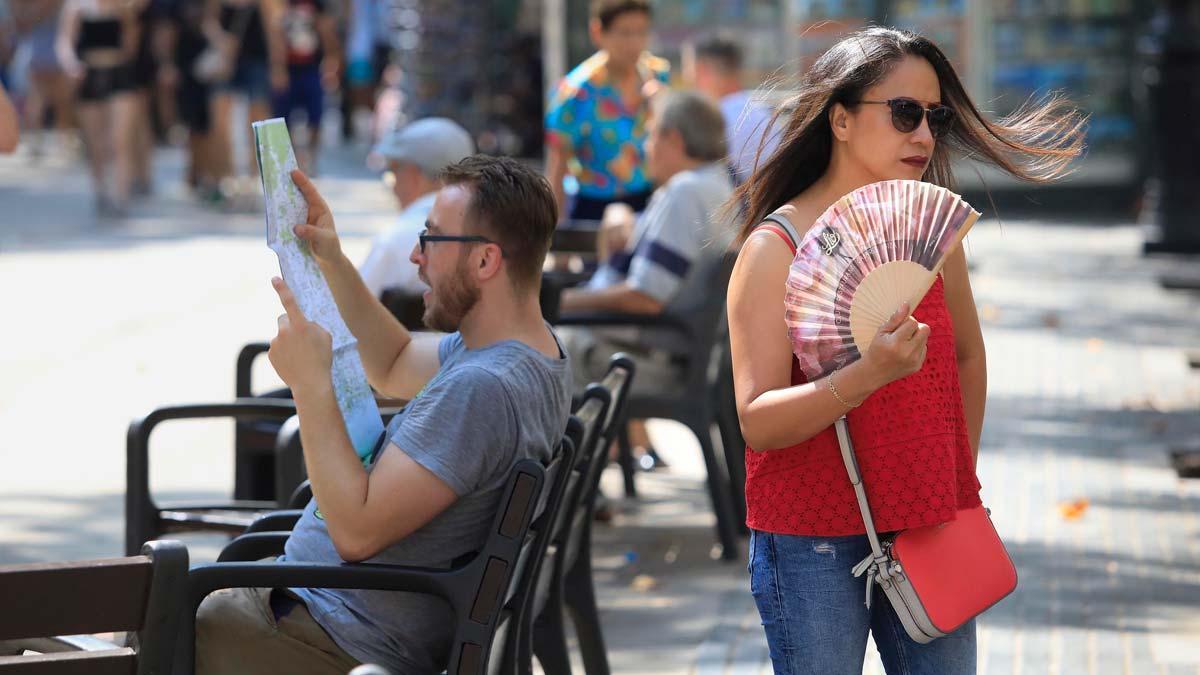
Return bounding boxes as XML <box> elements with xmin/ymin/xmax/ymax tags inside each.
<box><xmin>785</xmin><ymin>179</ymin><xmax>980</xmax><ymax>381</ymax></box>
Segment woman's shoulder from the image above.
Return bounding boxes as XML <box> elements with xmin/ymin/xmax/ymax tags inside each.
<box><xmin>746</xmin><ymin>203</ymin><xmax>819</xmax><ymax>249</ymax></box>
<box><xmin>736</xmin><ymin>218</ymin><xmax>796</xmax><ymax>280</ymax></box>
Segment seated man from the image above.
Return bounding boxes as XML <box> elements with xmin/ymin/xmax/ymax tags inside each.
<box><xmin>358</xmin><ymin>117</ymin><xmax>475</xmax><ymax>297</ymax></box>
<box><xmin>559</xmin><ymin>89</ymin><xmax>734</xmax><ymax>394</ymax></box>
<box><xmin>195</xmin><ymin>156</ymin><xmax>571</xmax><ymax>675</ymax></box>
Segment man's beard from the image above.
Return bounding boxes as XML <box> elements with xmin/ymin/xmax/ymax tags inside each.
<box><xmin>423</xmin><ymin>258</ymin><xmax>481</xmax><ymax>333</ymax></box>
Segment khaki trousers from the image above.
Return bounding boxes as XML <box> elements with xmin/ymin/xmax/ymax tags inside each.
<box><xmin>195</xmin><ymin>587</ymin><xmax>361</xmax><ymax>675</ymax></box>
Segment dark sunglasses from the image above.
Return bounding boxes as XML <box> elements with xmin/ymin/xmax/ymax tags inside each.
<box><xmin>417</xmin><ymin>229</ymin><xmax>499</xmax><ymax>255</ymax></box>
<box><xmin>856</xmin><ymin>98</ymin><xmax>955</xmax><ymax>139</ymax></box>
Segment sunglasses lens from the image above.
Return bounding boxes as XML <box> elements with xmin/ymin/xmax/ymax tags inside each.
<box><xmin>890</xmin><ymin>100</ymin><xmax>923</xmax><ymax>133</ymax></box>
<box><xmin>928</xmin><ymin>107</ymin><xmax>955</xmax><ymax>138</ymax></box>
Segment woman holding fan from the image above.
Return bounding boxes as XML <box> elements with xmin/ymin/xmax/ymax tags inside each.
<box><xmin>727</xmin><ymin>27</ymin><xmax>1085</xmax><ymax>675</ymax></box>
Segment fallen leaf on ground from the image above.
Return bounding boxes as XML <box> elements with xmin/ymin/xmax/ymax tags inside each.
<box><xmin>1057</xmin><ymin>498</ymin><xmax>1089</xmax><ymax>521</ymax></box>
<box><xmin>630</xmin><ymin>574</ymin><xmax>659</xmax><ymax>592</ymax></box>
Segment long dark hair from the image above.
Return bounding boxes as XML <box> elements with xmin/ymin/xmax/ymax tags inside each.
<box><xmin>732</xmin><ymin>26</ymin><xmax>1087</xmax><ymax>242</ymax></box>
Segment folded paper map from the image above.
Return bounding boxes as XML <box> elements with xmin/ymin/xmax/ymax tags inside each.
<box><xmin>253</xmin><ymin>118</ymin><xmax>383</xmax><ymax>464</ymax></box>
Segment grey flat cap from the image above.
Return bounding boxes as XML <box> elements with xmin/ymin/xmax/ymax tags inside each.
<box><xmin>373</xmin><ymin>117</ymin><xmax>476</xmax><ymax>176</ymax></box>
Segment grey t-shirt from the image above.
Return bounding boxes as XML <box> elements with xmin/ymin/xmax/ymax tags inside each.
<box><xmin>282</xmin><ymin>329</ymin><xmax>572</xmax><ymax>674</ymax></box>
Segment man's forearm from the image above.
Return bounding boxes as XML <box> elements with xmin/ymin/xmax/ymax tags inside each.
<box><xmin>318</xmin><ymin>253</ymin><xmax>411</xmax><ymax>386</ymax></box>
<box><xmin>561</xmin><ymin>283</ymin><xmax>662</xmax><ymax>315</ymax></box>
<box><xmin>292</xmin><ymin>383</ymin><xmax>370</xmax><ymax>551</ymax></box>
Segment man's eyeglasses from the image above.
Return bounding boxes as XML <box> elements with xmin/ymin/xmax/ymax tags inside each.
<box><xmin>418</xmin><ymin>229</ymin><xmax>499</xmax><ymax>254</ymax></box>
<box><xmin>855</xmin><ymin>97</ymin><xmax>956</xmax><ymax>139</ymax></box>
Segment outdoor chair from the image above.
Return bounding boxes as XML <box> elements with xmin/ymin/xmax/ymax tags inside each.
<box><xmin>176</xmin><ymin>433</ymin><xmax>578</xmax><ymax>675</ymax></box>
<box><xmin>555</xmin><ymin>252</ymin><xmax>742</xmax><ymax>561</ymax></box>
<box><xmin>527</xmin><ymin>356</ymin><xmax>633</xmax><ymax>675</ymax></box>
<box><xmin>125</xmin><ymin>400</ymin><xmax>301</xmax><ymax>556</ymax></box>
<box><xmin>0</xmin><ymin>540</ymin><xmax>188</xmax><ymax>675</ymax></box>
<box><xmin>712</xmin><ymin>331</ymin><xmax>748</xmax><ymax>529</ymax></box>
<box><xmin>126</xmin><ymin>405</ymin><xmax>398</xmax><ymax>556</ymax></box>
<box><xmin>315</xmin><ymin>364</ymin><xmax>628</xmax><ymax>675</ymax></box>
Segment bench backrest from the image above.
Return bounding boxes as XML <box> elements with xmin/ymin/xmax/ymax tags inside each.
<box><xmin>454</xmin><ymin>434</ymin><xmax>576</xmax><ymax>675</ymax></box>
<box><xmin>0</xmin><ymin>540</ymin><xmax>188</xmax><ymax>675</ymax></box>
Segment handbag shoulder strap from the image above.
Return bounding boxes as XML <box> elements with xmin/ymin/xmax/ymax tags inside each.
<box><xmin>833</xmin><ymin>416</ymin><xmax>889</xmax><ymax>561</ymax></box>
<box><xmin>760</xmin><ymin>213</ymin><xmax>801</xmax><ymax>251</ymax></box>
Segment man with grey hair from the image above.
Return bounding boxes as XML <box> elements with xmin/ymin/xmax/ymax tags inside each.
<box><xmin>560</xmin><ymin>89</ymin><xmax>734</xmax><ymax>396</ymax></box>
<box><xmin>359</xmin><ymin>117</ymin><xmax>475</xmax><ymax>296</ymax></box>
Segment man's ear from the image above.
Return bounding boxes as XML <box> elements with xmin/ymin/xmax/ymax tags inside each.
<box><xmin>476</xmin><ymin>243</ymin><xmax>504</xmax><ymax>282</ymax></box>
<box><xmin>665</xmin><ymin>127</ymin><xmax>686</xmax><ymax>154</ymax></box>
<box><xmin>829</xmin><ymin>102</ymin><xmax>852</xmax><ymax>142</ymax></box>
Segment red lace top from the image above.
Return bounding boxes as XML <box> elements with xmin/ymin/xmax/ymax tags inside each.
<box><xmin>743</xmin><ymin>228</ymin><xmax>982</xmax><ymax>537</ymax></box>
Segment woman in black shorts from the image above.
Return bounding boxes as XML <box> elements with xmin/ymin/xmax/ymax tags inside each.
<box><xmin>56</xmin><ymin>0</ymin><xmax>140</xmax><ymax>216</ymax></box>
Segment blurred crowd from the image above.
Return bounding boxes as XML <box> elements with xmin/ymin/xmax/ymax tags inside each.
<box><xmin>0</xmin><ymin>0</ymin><xmax>780</xmax><ymax>463</ymax></box>
<box><xmin>0</xmin><ymin>0</ymin><xmax>414</xmax><ymax>215</ymax></box>
<box><xmin>0</xmin><ymin>0</ymin><xmax>786</xmax><ymax>222</ymax></box>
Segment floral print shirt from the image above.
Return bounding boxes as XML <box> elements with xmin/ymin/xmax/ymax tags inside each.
<box><xmin>545</xmin><ymin>51</ymin><xmax>671</xmax><ymax>200</ymax></box>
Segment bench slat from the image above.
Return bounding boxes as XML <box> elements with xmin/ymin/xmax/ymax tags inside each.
<box><xmin>0</xmin><ymin>559</ymin><xmax>151</xmax><ymax>640</ymax></box>
<box><xmin>0</xmin><ymin>648</ymin><xmax>136</xmax><ymax>675</ymax></box>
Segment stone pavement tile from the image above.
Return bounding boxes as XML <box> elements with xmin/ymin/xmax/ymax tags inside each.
<box><xmin>965</xmin><ymin>222</ymin><xmax>1200</xmax><ymax>675</ymax></box>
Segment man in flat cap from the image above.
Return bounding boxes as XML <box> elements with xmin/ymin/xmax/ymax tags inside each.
<box><xmin>359</xmin><ymin>117</ymin><xmax>475</xmax><ymax>296</ymax></box>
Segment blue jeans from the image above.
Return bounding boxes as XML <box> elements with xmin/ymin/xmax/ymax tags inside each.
<box><xmin>749</xmin><ymin>530</ymin><xmax>976</xmax><ymax>675</ymax></box>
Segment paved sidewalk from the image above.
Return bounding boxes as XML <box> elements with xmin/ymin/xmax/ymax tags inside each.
<box><xmin>1</xmin><ymin>138</ymin><xmax>1198</xmax><ymax>674</ymax></box>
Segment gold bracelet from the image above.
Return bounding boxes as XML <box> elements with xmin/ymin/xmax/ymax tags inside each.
<box><xmin>827</xmin><ymin>369</ymin><xmax>861</xmax><ymax>409</ymax></box>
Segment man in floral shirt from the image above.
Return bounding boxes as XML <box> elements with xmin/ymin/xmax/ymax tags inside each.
<box><xmin>544</xmin><ymin>0</ymin><xmax>669</xmax><ymax>222</ymax></box>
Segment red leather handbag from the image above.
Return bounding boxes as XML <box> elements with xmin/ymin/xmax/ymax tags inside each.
<box><xmin>835</xmin><ymin>417</ymin><xmax>1018</xmax><ymax>643</ymax></box>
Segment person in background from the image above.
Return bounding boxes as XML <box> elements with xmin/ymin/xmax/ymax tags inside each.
<box><xmin>127</xmin><ymin>0</ymin><xmax>158</xmax><ymax>197</ymax></box>
<box><xmin>544</xmin><ymin>0</ymin><xmax>667</xmax><ymax>223</ymax></box>
<box><xmin>11</xmin><ymin>0</ymin><xmax>74</xmax><ymax>158</ymax></box>
<box><xmin>339</xmin><ymin>0</ymin><xmax>380</xmax><ymax>142</ymax></box>
<box><xmin>0</xmin><ymin>79</ymin><xmax>18</xmax><ymax>151</ymax></box>
<box><xmin>157</xmin><ymin>0</ymin><xmax>222</xmax><ymax>201</ymax></box>
<box><xmin>207</xmin><ymin>0</ymin><xmax>284</xmax><ymax>193</ymax></box>
<box><xmin>688</xmin><ymin>34</ymin><xmax>780</xmax><ymax>184</ymax></box>
<box><xmin>271</xmin><ymin>0</ymin><xmax>337</xmax><ymax>174</ymax></box>
<box><xmin>56</xmin><ymin>0</ymin><xmax>140</xmax><ymax>216</ymax></box>
<box><xmin>0</xmin><ymin>0</ymin><xmax>12</xmax><ymax>82</ymax></box>
<box><xmin>559</xmin><ymin>90</ymin><xmax>734</xmax><ymax>470</ymax></box>
<box><xmin>358</xmin><ymin>117</ymin><xmax>475</xmax><ymax>298</ymax></box>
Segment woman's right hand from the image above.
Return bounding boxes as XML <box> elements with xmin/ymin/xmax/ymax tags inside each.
<box><xmin>289</xmin><ymin>169</ymin><xmax>344</xmax><ymax>266</ymax></box>
<box><xmin>860</xmin><ymin>302</ymin><xmax>930</xmax><ymax>387</ymax></box>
